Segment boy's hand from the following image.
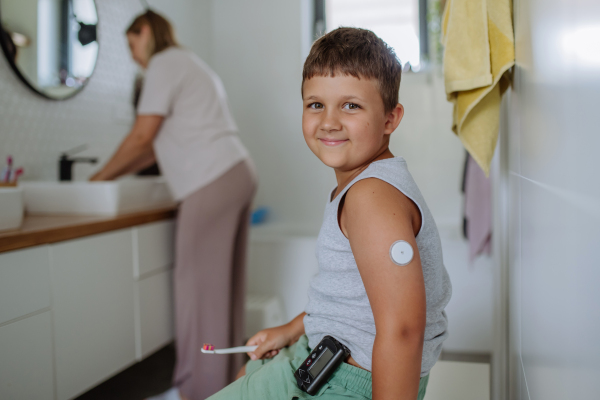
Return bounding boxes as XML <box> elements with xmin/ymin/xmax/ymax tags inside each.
<box><xmin>246</xmin><ymin>325</ymin><xmax>292</xmax><ymax>360</ymax></box>
<box><xmin>246</xmin><ymin>312</ymin><xmax>306</xmax><ymax>360</ymax></box>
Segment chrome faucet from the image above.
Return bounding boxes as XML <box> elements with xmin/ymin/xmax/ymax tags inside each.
<box><xmin>59</xmin><ymin>145</ymin><xmax>98</xmax><ymax>181</ymax></box>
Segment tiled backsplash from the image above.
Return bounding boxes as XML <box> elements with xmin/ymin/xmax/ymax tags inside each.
<box><xmin>0</xmin><ymin>0</ymin><xmax>143</xmax><ymax>181</ymax></box>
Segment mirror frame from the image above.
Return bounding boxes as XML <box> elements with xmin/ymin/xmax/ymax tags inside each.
<box><xmin>0</xmin><ymin>0</ymin><xmax>99</xmax><ymax>100</ymax></box>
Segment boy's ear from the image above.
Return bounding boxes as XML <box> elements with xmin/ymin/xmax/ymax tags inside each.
<box><xmin>384</xmin><ymin>103</ymin><xmax>404</xmax><ymax>135</ymax></box>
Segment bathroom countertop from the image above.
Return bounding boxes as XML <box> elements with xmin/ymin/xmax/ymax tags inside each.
<box><xmin>0</xmin><ymin>206</ymin><xmax>178</xmax><ymax>254</ymax></box>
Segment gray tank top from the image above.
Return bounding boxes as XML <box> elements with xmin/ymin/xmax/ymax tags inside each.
<box><xmin>304</xmin><ymin>157</ymin><xmax>452</xmax><ymax>376</ymax></box>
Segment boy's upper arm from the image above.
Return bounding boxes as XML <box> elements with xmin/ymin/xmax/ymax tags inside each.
<box><xmin>342</xmin><ymin>178</ymin><xmax>426</xmax><ymax>336</ymax></box>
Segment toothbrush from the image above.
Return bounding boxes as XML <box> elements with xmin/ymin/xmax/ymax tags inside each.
<box><xmin>11</xmin><ymin>167</ymin><xmax>23</xmax><ymax>184</ymax></box>
<box><xmin>201</xmin><ymin>343</ymin><xmax>258</xmax><ymax>354</ymax></box>
<box><xmin>1</xmin><ymin>156</ymin><xmax>11</xmax><ymax>182</ymax></box>
<box><xmin>5</xmin><ymin>156</ymin><xmax>12</xmax><ymax>182</ymax></box>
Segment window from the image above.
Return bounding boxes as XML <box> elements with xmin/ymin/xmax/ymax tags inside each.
<box><xmin>315</xmin><ymin>0</ymin><xmax>428</xmax><ymax>71</ymax></box>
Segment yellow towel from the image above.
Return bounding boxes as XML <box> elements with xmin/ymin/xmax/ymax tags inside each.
<box><xmin>442</xmin><ymin>0</ymin><xmax>514</xmax><ymax>175</ymax></box>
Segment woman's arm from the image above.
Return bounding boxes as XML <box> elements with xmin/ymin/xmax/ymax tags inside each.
<box><xmin>342</xmin><ymin>178</ymin><xmax>426</xmax><ymax>400</ymax></box>
<box><xmin>119</xmin><ymin>149</ymin><xmax>157</xmax><ymax>176</ymax></box>
<box><xmin>90</xmin><ymin>115</ymin><xmax>163</xmax><ymax>181</ymax></box>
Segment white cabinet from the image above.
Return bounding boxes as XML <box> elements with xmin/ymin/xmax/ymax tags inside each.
<box><xmin>133</xmin><ymin>220</ymin><xmax>176</xmax><ymax>360</ymax></box>
<box><xmin>133</xmin><ymin>220</ymin><xmax>175</xmax><ymax>278</ymax></box>
<box><xmin>0</xmin><ymin>246</ymin><xmax>51</xmax><ymax>325</ymax></box>
<box><xmin>51</xmin><ymin>230</ymin><xmax>137</xmax><ymax>400</ymax></box>
<box><xmin>0</xmin><ymin>219</ymin><xmax>176</xmax><ymax>400</ymax></box>
<box><xmin>0</xmin><ymin>247</ymin><xmax>54</xmax><ymax>399</ymax></box>
<box><xmin>0</xmin><ymin>311</ymin><xmax>54</xmax><ymax>399</ymax></box>
<box><xmin>135</xmin><ymin>270</ymin><xmax>174</xmax><ymax>359</ymax></box>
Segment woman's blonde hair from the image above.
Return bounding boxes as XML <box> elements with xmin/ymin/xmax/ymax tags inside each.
<box><xmin>126</xmin><ymin>10</ymin><xmax>178</xmax><ymax>57</ymax></box>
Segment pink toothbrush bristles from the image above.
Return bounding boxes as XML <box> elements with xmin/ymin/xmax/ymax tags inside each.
<box><xmin>202</xmin><ymin>343</ymin><xmax>215</xmax><ymax>351</ymax></box>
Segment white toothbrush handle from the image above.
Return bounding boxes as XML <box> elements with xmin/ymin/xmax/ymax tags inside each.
<box><xmin>214</xmin><ymin>345</ymin><xmax>258</xmax><ymax>354</ymax></box>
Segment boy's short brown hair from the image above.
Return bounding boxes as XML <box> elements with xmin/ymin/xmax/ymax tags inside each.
<box><xmin>302</xmin><ymin>27</ymin><xmax>402</xmax><ymax>113</ymax></box>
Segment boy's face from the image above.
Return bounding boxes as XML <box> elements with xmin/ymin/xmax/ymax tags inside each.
<box><xmin>302</xmin><ymin>75</ymin><xmax>403</xmax><ymax>172</ymax></box>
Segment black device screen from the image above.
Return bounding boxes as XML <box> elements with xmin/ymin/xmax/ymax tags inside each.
<box><xmin>308</xmin><ymin>348</ymin><xmax>334</xmax><ymax>378</ymax></box>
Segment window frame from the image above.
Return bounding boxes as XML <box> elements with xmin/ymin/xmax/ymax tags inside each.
<box><xmin>313</xmin><ymin>0</ymin><xmax>430</xmax><ymax>71</ymax></box>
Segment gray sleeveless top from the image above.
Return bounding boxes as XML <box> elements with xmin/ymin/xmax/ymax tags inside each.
<box><xmin>304</xmin><ymin>157</ymin><xmax>452</xmax><ymax>376</ymax></box>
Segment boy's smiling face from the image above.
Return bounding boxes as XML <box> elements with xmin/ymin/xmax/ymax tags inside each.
<box><xmin>302</xmin><ymin>75</ymin><xmax>403</xmax><ymax>172</ymax></box>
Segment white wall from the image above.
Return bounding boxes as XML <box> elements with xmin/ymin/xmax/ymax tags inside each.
<box><xmin>210</xmin><ymin>0</ymin><xmax>335</xmax><ymax>229</ymax></box>
<box><xmin>506</xmin><ymin>0</ymin><xmax>600</xmax><ymax>398</ymax></box>
<box><xmin>390</xmin><ymin>71</ymin><xmax>494</xmax><ymax>354</ymax></box>
<box><xmin>390</xmin><ymin>70</ymin><xmax>464</xmax><ymax>225</ymax></box>
<box><xmin>145</xmin><ymin>0</ymin><xmax>213</xmax><ymax>65</ymax></box>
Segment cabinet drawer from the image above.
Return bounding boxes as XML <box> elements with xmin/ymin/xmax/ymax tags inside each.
<box><xmin>0</xmin><ymin>246</ymin><xmax>51</xmax><ymax>325</ymax></box>
<box><xmin>51</xmin><ymin>230</ymin><xmax>136</xmax><ymax>400</ymax></box>
<box><xmin>0</xmin><ymin>311</ymin><xmax>54</xmax><ymax>399</ymax></box>
<box><xmin>133</xmin><ymin>220</ymin><xmax>175</xmax><ymax>278</ymax></box>
<box><xmin>135</xmin><ymin>270</ymin><xmax>174</xmax><ymax>359</ymax></box>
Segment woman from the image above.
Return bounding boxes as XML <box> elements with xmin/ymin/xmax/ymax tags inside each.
<box><xmin>91</xmin><ymin>11</ymin><xmax>256</xmax><ymax>400</ymax></box>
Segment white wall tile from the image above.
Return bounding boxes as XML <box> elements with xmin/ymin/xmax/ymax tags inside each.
<box><xmin>508</xmin><ymin>1</ymin><xmax>600</xmax><ymax>398</ymax></box>
<box><xmin>508</xmin><ymin>173</ymin><xmax>523</xmax><ymax>399</ymax></box>
<box><xmin>516</xmin><ymin>1</ymin><xmax>600</xmax><ymax>199</ymax></box>
<box><xmin>520</xmin><ymin>177</ymin><xmax>600</xmax><ymax>398</ymax></box>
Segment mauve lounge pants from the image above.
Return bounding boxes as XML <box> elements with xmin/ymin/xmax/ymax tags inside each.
<box><xmin>172</xmin><ymin>159</ymin><xmax>257</xmax><ymax>400</ymax></box>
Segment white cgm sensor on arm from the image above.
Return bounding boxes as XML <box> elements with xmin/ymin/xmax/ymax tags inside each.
<box><xmin>389</xmin><ymin>240</ymin><xmax>414</xmax><ymax>266</ymax></box>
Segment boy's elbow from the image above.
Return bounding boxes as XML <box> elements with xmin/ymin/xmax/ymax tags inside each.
<box><xmin>396</xmin><ymin>325</ymin><xmax>424</xmax><ymax>343</ymax></box>
<box><xmin>378</xmin><ymin>321</ymin><xmax>425</xmax><ymax>344</ymax></box>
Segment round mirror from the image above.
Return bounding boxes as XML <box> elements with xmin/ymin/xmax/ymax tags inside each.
<box><xmin>0</xmin><ymin>0</ymin><xmax>98</xmax><ymax>100</ymax></box>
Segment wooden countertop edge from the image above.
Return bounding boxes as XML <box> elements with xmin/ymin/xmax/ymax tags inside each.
<box><xmin>0</xmin><ymin>207</ymin><xmax>178</xmax><ymax>254</ymax></box>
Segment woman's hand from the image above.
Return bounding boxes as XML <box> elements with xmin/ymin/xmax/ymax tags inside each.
<box><xmin>90</xmin><ymin>115</ymin><xmax>163</xmax><ymax>182</ymax></box>
<box><xmin>246</xmin><ymin>312</ymin><xmax>306</xmax><ymax>360</ymax></box>
<box><xmin>89</xmin><ymin>150</ymin><xmax>156</xmax><ymax>182</ymax></box>
<box><xmin>89</xmin><ymin>171</ymin><xmax>107</xmax><ymax>181</ymax></box>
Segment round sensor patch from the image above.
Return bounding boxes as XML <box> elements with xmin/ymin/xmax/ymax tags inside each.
<box><xmin>390</xmin><ymin>240</ymin><xmax>414</xmax><ymax>266</ymax></box>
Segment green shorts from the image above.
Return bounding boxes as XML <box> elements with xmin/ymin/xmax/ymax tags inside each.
<box><xmin>207</xmin><ymin>335</ymin><xmax>429</xmax><ymax>400</ymax></box>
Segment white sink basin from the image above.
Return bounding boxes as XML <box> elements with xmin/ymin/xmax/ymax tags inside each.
<box><xmin>22</xmin><ymin>178</ymin><xmax>176</xmax><ymax>216</ymax></box>
<box><xmin>0</xmin><ymin>187</ymin><xmax>24</xmax><ymax>231</ymax></box>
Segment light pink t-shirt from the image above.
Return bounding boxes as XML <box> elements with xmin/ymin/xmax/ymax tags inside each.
<box><xmin>138</xmin><ymin>47</ymin><xmax>249</xmax><ymax>200</ymax></box>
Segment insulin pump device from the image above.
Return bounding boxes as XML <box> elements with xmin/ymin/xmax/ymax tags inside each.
<box><xmin>294</xmin><ymin>335</ymin><xmax>351</xmax><ymax>395</ymax></box>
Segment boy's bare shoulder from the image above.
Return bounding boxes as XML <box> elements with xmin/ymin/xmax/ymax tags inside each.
<box><xmin>340</xmin><ymin>177</ymin><xmax>420</xmax><ymax>238</ymax></box>
<box><xmin>344</xmin><ymin>177</ymin><xmax>415</xmax><ymax>217</ymax></box>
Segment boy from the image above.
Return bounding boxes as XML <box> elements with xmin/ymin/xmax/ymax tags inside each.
<box><xmin>208</xmin><ymin>28</ymin><xmax>451</xmax><ymax>400</ymax></box>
